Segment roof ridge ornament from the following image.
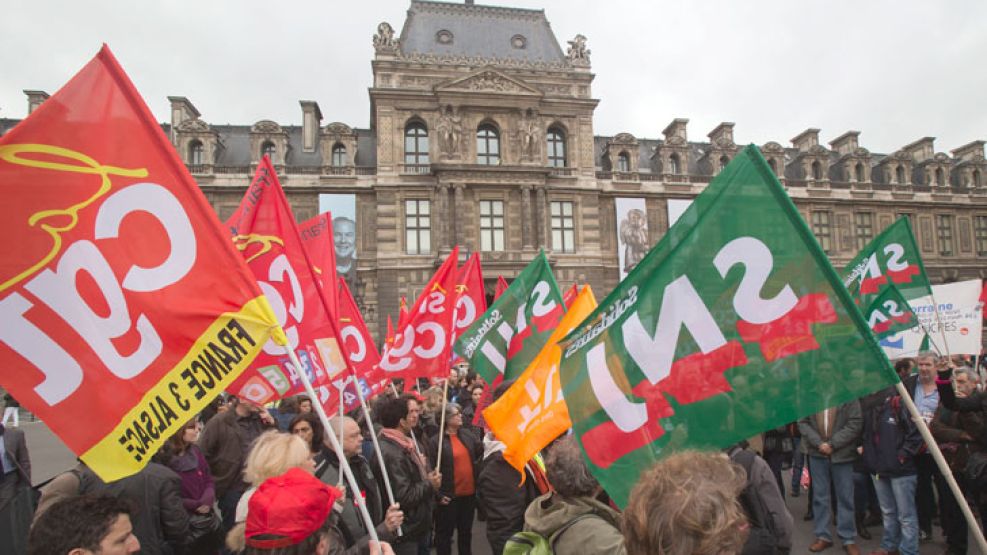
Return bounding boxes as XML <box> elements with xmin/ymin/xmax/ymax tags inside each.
<box><xmin>567</xmin><ymin>34</ymin><xmax>590</xmax><ymax>67</ymax></box>
<box><xmin>373</xmin><ymin>22</ymin><xmax>400</xmax><ymax>55</ymax></box>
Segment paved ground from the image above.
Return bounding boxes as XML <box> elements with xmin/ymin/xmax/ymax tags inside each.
<box><xmin>20</xmin><ymin>420</ymin><xmax>962</xmax><ymax>554</ymax></box>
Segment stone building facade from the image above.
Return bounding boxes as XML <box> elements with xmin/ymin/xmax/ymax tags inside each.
<box><xmin>4</xmin><ymin>0</ymin><xmax>986</xmax><ymax>341</ymax></box>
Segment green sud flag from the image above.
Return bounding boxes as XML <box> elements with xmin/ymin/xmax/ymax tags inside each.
<box><xmin>454</xmin><ymin>251</ymin><xmax>564</xmax><ymax>385</ymax></box>
<box><xmin>842</xmin><ymin>217</ymin><xmax>932</xmax><ymax>305</ymax></box>
<box><xmin>863</xmin><ymin>283</ymin><xmax>919</xmax><ymax>340</ymax></box>
<box><xmin>559</xmin><ymin>145</ymin><xmax>898</xmax><ymax>507</ymax></box>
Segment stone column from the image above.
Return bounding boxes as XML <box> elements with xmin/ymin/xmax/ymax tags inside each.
<box><xmin>437</xmin><ymin>184</ymin><xmax>451</xmax><ymax>252</ymax></box>
<box><xmin>453</xmin><ymin>183</ymin><xmax>465</xmax><ymax>249</ymax></box>
<box><xmin>521</xmin><ymin>185</ymin><xmax>533</xmax><ymax>250</ymax></box>
<box><xmin>535</xmin><ymin>185</ymin><xmax>547</xmax><ymax>249</ymax></box>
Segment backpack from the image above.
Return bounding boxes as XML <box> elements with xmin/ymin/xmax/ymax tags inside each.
<box><xmin>502</xmin><ymin>514</ymin><xmax>597</xmax><ymax>555</ymax></box>
<box><xmin>730</xmin><ymin>448</ymin><xmax>781</xmax><ymax>555</ymax></box>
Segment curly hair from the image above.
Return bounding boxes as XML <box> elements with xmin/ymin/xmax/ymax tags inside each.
<box><xmin>243</xmin><ymin>431</ymin><xmax>312</xmax><ymax>486</ymax></box>
<box><xmin>28</xmin><ymin>495</ymin><xmax>135</xmax><ymax>555</ymax></box>
<box><xmin>544</xmin><ymin>435</ymin><xmax>600</xmax><ymax>498</ymax></box>
<box><xmin>623</xmin><ymin>451</ymin><xmax>749</xmax><ymax>555</ymax></box>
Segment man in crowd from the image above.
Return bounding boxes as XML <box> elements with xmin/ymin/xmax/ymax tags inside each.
<box><xmin>374</xmin><ymin>394</ymin><xmax>441</xmax><ymax>555</ymax></box>
<box><xmin>200</xmin><ymin>396</ymin><xmax>277</xmax><ymax>531</ymax></box>
<box><xmin>0</xmin><ymin>421</ymin><xmax>31</xmax><ymax>552</ymax></box>
<box><xmin>799</xmin><ymin>400</ymin><xmax>863</xmax><ymax>554</ymax></box>
<box><xmin>913</xmin><ymin>352</ymin><xmax>944</xmax><ymax>542</ymax></box>
<box><xmin>863</xmin><ymin>388</ymin><xmax>922</xmax><ymax>555</ymax></box>
<box><xmin>477</xmin><ymin>380</ymin><xmax>549</xmax><ymax>555</ymax></box>
<box><xmin>931</xmin><ymin>366</ymin><xmax>985</xmax><ymax>555</ymax></box>
<box><xmin>28</xmin><ymin>495</ymin><xmax>141</xmax><ymax>555</ymax></box>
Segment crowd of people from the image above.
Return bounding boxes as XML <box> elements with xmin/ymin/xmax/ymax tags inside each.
<box><xmin>8</xmin><ymin>352</ymin><xmax>987</xmax><ymax>555</ymax></box>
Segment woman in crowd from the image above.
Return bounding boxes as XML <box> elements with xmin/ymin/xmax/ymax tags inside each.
<box><xmin>459</xmin><ymin>384</ymin><xmax>484</xmax><ymax>436</ymax></box>
<box><xmin>166</xmin><ymin>418</ymin><xmax>222</xmax><ymax>554</ymax></box>
<box><xmin>428</xmin><ymin>403</ymin><xmax>482</xmax><ymax>555</ymax></box>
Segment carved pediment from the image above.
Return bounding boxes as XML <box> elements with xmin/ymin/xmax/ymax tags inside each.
<box><xmin>323</xmin><ymin>122</ymin><xmax>354</xmax><ymax>136</ymax></box>
<box><xmin>177</xmin><ymin>119</ymin><xmax>211</xmax><ymax>133</ymax></box>
<box><xmin>252</xmin><ymin>120</ymin><xmax>284</xmax><ymax>134</ymax></box>
<box><xmin>933</xmin><ymin>152</ymin><xmax>950</xmax><ymax>163</ymax></box>
<box><xmin>712</xmin><ymin>136</ymin><xmax>736</xmax><ymax>150</ymax></box>
<box><xmin>808</xmin><ymin>144</ymin><xmax>829</xmax><ymax>156</ymax></box>
<box><xmin>761</xmin><ymin>141</ymin><xmax>784</xmax><ymax>154</ymax></box>
<box><xmin>852</xmin><ymin>147</ymin><xmax>871</xmax><ymax>157</ymax></box>
<box><xmin>611</xmin><ymin>132</ymin><xmax>637</xmax><ymax>145</ymax></box>
<box><xmin>664</xmin><ymin>135</ymin><xmax>687</xmax><ymax>147</ymax></box>
<box><xmin>436</xmin><ymin>68</ymin><xmax>542</xmax><ymax>96</ymax></box>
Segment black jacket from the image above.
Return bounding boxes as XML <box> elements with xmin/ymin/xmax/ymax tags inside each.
<box><xmin>477</xmin><ymin>443</ymin><xmax>541</xmax><ymax>555</ymax></box>
<box><xmin>79</xmin><ymin>463</ymin><xmax>190</xmax><ymax>555</ymax></box>
<box><xmin>863</xmin><ymin>395</ymin><xmax>922</xmax><ymax>477</ymax></box>
<box><xmin>425</xmin><ymin>428</ymin><xmax>482</xmax><ymax>499</ymax></box>
<box><xmin>372</xmin><ymin>431</ymin><xmax>434</xmax><ymax>543</ymax></box>
<box><xmin>317</xmin><ymin>447</ymin><xmax>393</xmax><ymax>548</ymax></box>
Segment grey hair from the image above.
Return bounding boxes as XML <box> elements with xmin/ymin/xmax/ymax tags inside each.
<box><xmin>545</xmin><ymin>435</ymin><xmax>600</xmax><ymax>498</ymax></box>
<box><xmin>954</xmin><ymin>367</ymin><xmax>979</xmax><ymax>383</ymax></box>
<box><xmin>444</xmin><ymin>402</ymin><xmax>461</xmax><ymax>421</ymax></box>
<box><xmin>917</xmin><ymin>351</ymin><xmax>939</xmax><ymax>362</ymax></box>
<box><xmin>326</xmin><ymin>415</ymin><xmax>357</xmax><ymax>443</ymax></box>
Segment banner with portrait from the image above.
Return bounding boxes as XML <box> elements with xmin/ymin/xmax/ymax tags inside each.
<box><xmin>615</xmin><ymin>198</ymin><xmax>648</xmax><ymax>281</ymax></box>
<box><xmin>318</xmin><ymin>194</ymin><xmax>357</xmax><ymax>291</ymax></box>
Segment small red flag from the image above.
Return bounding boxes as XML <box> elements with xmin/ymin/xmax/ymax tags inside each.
<box><xmin>495</xmin><ymin>275</ymin><xmax>510</xmax><ymax>300</ymax></box>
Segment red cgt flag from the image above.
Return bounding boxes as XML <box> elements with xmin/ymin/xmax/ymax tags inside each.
<box><xmin>0</xmin><ymin>46</ymin><xmax>279</xmax><ymax>481</ymax></box>
<box><xmin>397</xmin><ymin>295</ymin><xmax>410</xmax><ymax>329</ymax></box>
<box><xmin>380</xmin><ymin>247</ymin><xmax>460</xmax><ymax>380</ymax></box>
<box><xmin>335</xmin><ymin>277</ymin><xmax>387</xmax><ymax>410</ymax></box>
<box><xmin>224</xmin><ymin>159</ymin><xmax>347</xmax><ymax>407</ymax></box>
<box><xmin>453</xmin><ymin>253</ymin><xmax>487</xmax><ymax>344</ymax></box>
<box><xmin>299</xmin><ymin>212</ymin><xmax>339</xmax><ymax>319</ymax></box>
<box><xmin>495</xmin><ymin>275</ymin><xmax>510</xmax><ymax>300</ymax></box>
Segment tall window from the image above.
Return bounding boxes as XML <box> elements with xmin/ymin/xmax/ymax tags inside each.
<box><xmin>477</xmin><ymin>124</ymin><xmax>500</xmax><ymax>165</ymax></box>
<box><xmin>855</xmin><ymin>163</ymin><xmax>865</xmax><ymax>182</ymax></box>
<box><xmin>331</xmin><ymin>144</ymin><xmax>347</xmax><ymax>167</ymax></box>
<box><xmin>897</xmin><ymin>212</ymin><xmax>914</xmax><ymax>228</ymax></box>
<box><xmin>811</xmin><ymin>211</ymin><xmax>832</xmax><ymax>254</ymax></box>
<box><xmin>404</xmin><ymin>122</ymin><xmax>429</xmax><ymax>165</ymax></box>
<box><xmin>405</xmin><ymin>199</ymin><xmax>431</xmax><ymax>255</ymax></box>
<box><xmin>768</xmin><ymin>158</ymin><xmax>777</xmax><ymax>175</ymax></box>
<box><xmin>669</xmin><ymin>153</ymin><xmax>681</xmax><ymax>174</ymax></box>
<box><xmin>854</xmin><ymin>212</ymin><xmax>874</xmax><ymax>251</ymax></box>
<box><xmin>719</xmin><ymin>155</ymin><xmax>730</xmax><ymax>173</ymax></box>
<box><xmin>261</xmin><ymin>141</ymin><xmax>276</xmax><ymax>161</ymax></box>
<box><xmin>811</xmin><ymin>161</ymin><xmax>823</xmax><ymax>180</ymax></box>
<box><xmin>616</xmin><ymin>152</ymin><xmax>630</xmax><ymax>172</ymax></box>
<box><xmin>479</xmin><ymin>200</ymin><xmax>505</xmax><ymax>251</ymax></box>
<box><xmin>188</xmin><ymin>140</ymin><xmax>204</xmax><ymax>165</ymax></box>
<box><xmin>935</xmin><ymin>167</ymin><xmax>945</xmax><ymax>186</ymax></box>
<box><xmin>974</xmin><ymin>216</ymin><xmax>987</xmax><ymax>256</ymax></box>
<box><xmin>896</xmin><ymin>165</ymin><xmax>906</xmax><ymax>184</ymax></box>
<box><xmin>550</xmin><ymin>201</ymin><xmax>575</xmax><ymax>253</ymax></box>
<box><xmin>937</xmin><ymin>214</ymin><xmax>954</xmax><ymax>256</ymax></box>
<box><xmin>547</xmin><ymin>127</ymin><xmax>566</xmax><ymax>167</ymax></box>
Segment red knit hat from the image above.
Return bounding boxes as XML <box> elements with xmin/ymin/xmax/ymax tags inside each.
<box><xmin>245</xmin><ymin>467</ymin><xmax>343</xmax><ymax>549</ymax></box>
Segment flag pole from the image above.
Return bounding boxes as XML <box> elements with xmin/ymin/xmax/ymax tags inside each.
<box><xmin>354</xmin><ymin>378</ymin><xmax>402</xmax><ymax>537</ymax></box>
<box><xmin>435</xmin><ymin>378</ymin><xmax>451</xmax><ymax>472</ymax></box>
<box><xmin>929</xmin><ymin>291</ymin><xmax>953</xmax><ymax>359</ymax></box>
<box><xmin>286</xmin><ymin>346</ymin><xmax>380</xmax><ymax>545</ymax></box>
<box><xmin>893</xmin><ymin>380</ymin><xmax>987</xmax><ymax>554</ymax></box>
<box><xmin>336</xmin><ymin>381</ymin><xmax>346</xmax><ymax>488</ymax></box>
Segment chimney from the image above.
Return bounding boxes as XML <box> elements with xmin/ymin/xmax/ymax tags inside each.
<box><xmin>167</xmin><ymin>96</ymin><xmax>200</xmax><ymax>142</ymax></box>
<box><xmin>791</xmin><ymin>128</ymin><xmax>820</xmax><ymax>152</ymax></box>
<box><xmin>300</xmin><ymin>100</ymin><xmax>323</xmax><ymax>153</ymax></box>
<box><xmin>828</xmin><ymin>131</ymin><xmax>860</xmax><ymax>156</ymax></box>
<box><xmin>662</xmin><ymin>118</ymin><xmax>689</xmax><ymax>142</ymax></box>
<box><xmin>23</xmin><ymin>90</ymin><xmax>49</xmax><ymax>115</ymax></box>
<box><xmin>707</xmin><ymin>122</ymin><xmax>735</xmax><ymax>145</ymax></box>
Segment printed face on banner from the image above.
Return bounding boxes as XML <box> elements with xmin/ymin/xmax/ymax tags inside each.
<box><xmin>319</xmin><ymin>194</ymin><xmax>356</xmax><ymax>289</ymax></box>
<box><xmin>615</xmin><ymin>198</ymin><xmax>648</xmax><ymax>280</ymax></box>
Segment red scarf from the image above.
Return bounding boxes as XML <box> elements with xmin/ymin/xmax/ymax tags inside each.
<box><xmin>380</xmin><ymin>428</ymin><xmax>427</xmax><ymax>477</ymax></box>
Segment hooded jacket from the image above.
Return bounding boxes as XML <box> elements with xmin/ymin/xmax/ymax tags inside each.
<box><xmin>523</xmin><ymin>492</ymin><xmax>626</xmax><ymax>555</ymax></box>
<box><xmin>477</xmin><ymin>433</ymin><xmax>542</xmax><ymax>555</ymax></box>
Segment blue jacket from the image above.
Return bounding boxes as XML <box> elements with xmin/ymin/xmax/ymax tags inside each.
<box><xmin>863</xmin><ymin>393</ymin><xmax>922</xmax><ymax>477</ymax></box>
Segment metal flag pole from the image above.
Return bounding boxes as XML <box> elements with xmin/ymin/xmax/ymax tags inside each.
<box><xmin>335</xmin><ymin>381</ymin><xmax>346</xmax><ymax>489</ymax></box>
<box><xmin>893</xmin><ymin>379</ymin><xmax>987</xmax><ymax>554</ymax></box>
<box><xmin>435</xmin><ymin>379</ymin><xmax>451</xmax><ymax>471</ymax></box>
<box><xmin>285</xmin><ymin>346</ymin><xmax>380</xmax><ymax>545</ymax></box>
<box><xmin>354</xmin><ymin>376</ymin><xmax>402</xmax><ymax>537</ymax></box>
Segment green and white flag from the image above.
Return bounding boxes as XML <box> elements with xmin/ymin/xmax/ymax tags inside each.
<box><xmin>559</xmin><ymin>145</ymin><xmax>898</xmax><ymax>507</ymax></box>
<box><xmin>453</xmin><ymin>251</ymin><xmax>564</xmax><ymax>384</ymax></box>
<box><xmin>863</xmin><ymin>283</ymin><xmax>918</xmax><ymax>341</ymax></box>
<box><xmin>842</xmin><ymin>217</ymin><xmax>932</xmax><ymax>304</ymax></box>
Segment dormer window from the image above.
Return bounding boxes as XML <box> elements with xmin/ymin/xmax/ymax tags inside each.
<box><xmin>896</xmin><ymin>165</ymin><xmax>906</xmax><ymax>184</ymax></box>
<box><xmin>855</xmin><ymin>163</ymin><xmax>865</xmax><ymax>182</ymax></box>
<box><xmin>188</xmin><ymin>140</ymin><xmax>204</xmax><ymax>165</ymax></box>
<box><xmin>261</xmin><ymin>141</ymin><xmax>276</xmax><ymax>161</ymax></box>
<box><xmin>811</xmin><ymin>161</ymin><xmax>823</xmax><ymax>180</ymax></box>
<box><xmin>669</xmin><ymin>153</ymin><xmax>681</xmax><ymax>174</ymax></box>
<box><xmin>719</xmin><ymin>155</ymin><xmax>730</xmax><ymax>172</ymax></box>
<box><xmin>331</xmin><ymin>144</ymin><xmax>347</xmax><ymax>167</ymax></box>
<box><xmin>616</xmin><ymin>152</ymin><xmax>630</xmax><ymax>172</ymax></box>
<box><xmin>935</xmin><ymin>167</ymin><xmax>944</xmax><ymax>186</ymax></box>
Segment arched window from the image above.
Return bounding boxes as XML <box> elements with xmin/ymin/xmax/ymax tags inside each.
<box><xmin>768</xmin><ymin>158</ymin><xmax>777</xmax><ymax>175</ymax></box>
<box><xmin>261</xmin><ymin>141</ymin><xmax>276</xmax><ymax>161</ymax></box>
<box><xmin>935</xmin><ymin>167</ymin><xmax>944</xmax><ymax>186</ymax></box>
<box><xmin>404</xmin><ymin>122</ymin><xmax>429</xmax><ymax>165</ymax></box>
<box><xmin>331</xmin><ymin>144</ymin><xmax>347</xmax><ymax>167</ymax></box>
<box><xmin>616</xmin><ymin>151</ymin><xmax>630</xmax><ymax>172</ymax></box>
<box><xmin>669</xmin><ymin>153</ymin><xmax>681</xmax><ymax>174</ymax></box>
<box><xmin>188</xmin><ymin>140</ymin><xmax>204</xmax><ymax>165</ymax></box>
<box><xmin>896</xmin><ymin>165</ymin><xmax>906</xmax><ymax>184</ymax></box>
<box><xmin>855</xmin><ymin>163</ymin><xmax>865</xmax><ymax>182</ymax></box>
<box><xmin>811</xmin><ymin>160</ymin><xmax>822</xmax><ymax>180</ymax></box>
<box><xmin>477</xmin><ymin>124</ymin><xmax>500</xmax><ymax>165</ymax></box>
<box><xmin>546</xmin><ymin>127</ymin><xmax>566</xmax><ymax>168</ymax></box>
<box><xmin>719</xmin><ymin>155</ymin><xmax>730</xmax><ymax>172</ymax></box>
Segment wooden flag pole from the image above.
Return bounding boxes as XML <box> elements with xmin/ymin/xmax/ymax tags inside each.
<box><xmin>336</xmin><ymin>382</ymin><xmax>346</xmax><ymax>488</ymax></box>
<box><xmin>286</xmin><ymin>347</ymin><xmax>380</xmax><ymax>545</ymax></box>
<box><xmin>435</xmin><ymin>379</ymin><xmax>451</xmax><ymax>472</ymax></box>
<box><xmin>894</xmin><ymin>380</ymin><xmax>987</xmax><ymax>554</ymax></box>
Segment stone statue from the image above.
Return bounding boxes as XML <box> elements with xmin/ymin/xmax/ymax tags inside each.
<box><xmin>373</xmin><ymin>22</ymin><xmax>399</xmax><ymax>53</ymax></box>
<box><xmin>567</xmin><ymin>34</ymin><xmax>591</xmax><ymax>65</ymax></box>
<box><xmin>436</xmin><ymin>106</ymin><xmax>462</xmax><ymax>159</ymax></box>
<box><xmin>517</xmin><ymin>110</ymin><xmax>541</xmax><ymax>162</ymax></box>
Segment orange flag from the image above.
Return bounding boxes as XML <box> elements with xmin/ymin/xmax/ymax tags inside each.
<box><xmin>483</xmin><ymin>285</ymin><xmax>597</xmax><ymax>479</ymax></box>
<box><xmin>0</xmin><ymin>46</ymin><xmax>279</xmax><ymax>481</ymax></box>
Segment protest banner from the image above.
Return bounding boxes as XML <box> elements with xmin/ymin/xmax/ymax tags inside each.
<box><xmin>379</xmin><ymin>247</ymin><xmax>460</xmax><ymax>380</ymax></box>
<box><xmin>558</xmin><ymin>145</ymin><xmax>899</xmax><ymax>507</ymax></box>
<box><xmin>225</xmin><ymin>158</ymin><xmax>346</xmax><ymax>407</ymax></box>
<box><xmin>879</xmin><ymin>279</ymin><xmax>984</xmax><ymax>358</ymax></box>
<box><xmin>484</xmin><ymin>285</ymin><xmax>597</xmax><ymax>478</ymax></box>
<box><xmin>0</xmin><ymin>46</ymin><xmax>279</xmax><ymax>481</ymax></box>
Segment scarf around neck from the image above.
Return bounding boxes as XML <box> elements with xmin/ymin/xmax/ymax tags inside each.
<box><xmin>380</xmin><ymin>428</ymin><xmax>427</xmax><ymax>476</ymax></box>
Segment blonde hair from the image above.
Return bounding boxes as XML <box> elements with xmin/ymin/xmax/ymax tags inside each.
<box><xmin>623</xmin><ymin>451</ymin><xmax>748</xmax><ymax>555</ymax></box>
<box><xmin>423</xmin><ymin>386</ymin><xmax>445</xmax><ymax>414</ymax></box>
<box><xmin>243</xmin><ymin>431</ymin><xmax>311</xmax><ymax>486</ymax></box>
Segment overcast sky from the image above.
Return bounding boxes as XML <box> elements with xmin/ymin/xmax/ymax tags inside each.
<box><xmin>4</xmin><ymin>1</ymin><xmax>986</xmax><ymax>155</ymax></box>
